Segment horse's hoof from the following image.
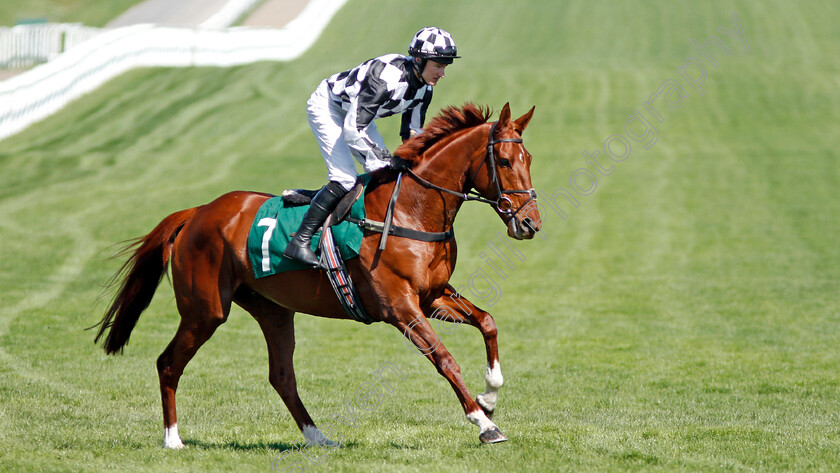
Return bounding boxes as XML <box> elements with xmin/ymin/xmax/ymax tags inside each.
<box><xmin>479</xmin><ymin>427</ymin><xmax>508</xmax><ymax>444</ymax></box>
<box><xmin>163</xmin><ymin>440</ymin><xmax>185</xmax><ymax>449</ymax></box>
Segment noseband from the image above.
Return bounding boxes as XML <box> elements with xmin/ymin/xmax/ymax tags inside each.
<box><xmin>407</xmin><ymin>121</ymin><xmax>538</xmax><ymax>218</ymax></box>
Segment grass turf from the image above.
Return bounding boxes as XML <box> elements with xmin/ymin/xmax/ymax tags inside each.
<box><xmin>1</xmin><ymin>0</ymin><xmax>839</xmax><ymax>471</ymax></box>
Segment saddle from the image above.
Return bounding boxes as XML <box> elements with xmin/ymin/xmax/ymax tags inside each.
<box><xmin>278</xmin><ymin>173</ymin><xmax>455</xmax><ymax>325</ymax></box>
<box><xmin>281</xmin><ymin>180</ymin><xmax>364</xmax><ymax>225</ymax></box>
<box><xmin>282</xmin><ymin>181</ymin><xmax>372</xmax><ymax>324</ymax></box>
<box><xmin>283</xmin><ymin>174</ymin><xmax>455</xmax><ymax>250</ymax></box>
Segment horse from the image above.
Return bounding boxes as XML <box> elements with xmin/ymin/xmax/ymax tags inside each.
<box><xmin>94</xmin><ymin>102</ymin><xmax>541</xmax><ymax>448</ymax></box>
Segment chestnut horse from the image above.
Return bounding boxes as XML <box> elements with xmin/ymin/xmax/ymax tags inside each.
<box><xmin>94</xmin><ymin>103</ymin><xmax>541</xmax><ymax>448</ymax></box>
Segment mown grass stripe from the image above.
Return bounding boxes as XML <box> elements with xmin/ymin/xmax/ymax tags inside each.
<box><xmin>2</xmin><ymin>1</ymin><xmax>840</xmax><ymax>472</ymax></box>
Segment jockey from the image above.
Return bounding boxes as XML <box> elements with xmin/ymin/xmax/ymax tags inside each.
<box><xmin>284</xmin><ymin>27</ymin><xmax>460</xmax><ymax>267</ymax></box>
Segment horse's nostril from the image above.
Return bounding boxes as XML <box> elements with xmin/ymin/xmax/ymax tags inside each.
<box><xmin>522</xmin><ymin>218</ymin><xmax>538</xmax><ymax>232</ymax></box>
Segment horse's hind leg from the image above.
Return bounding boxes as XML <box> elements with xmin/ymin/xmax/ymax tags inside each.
<box><xmin>157</xmin><ymin>311</ymin><xmax>228</xmax><ymax>448</ymax></box>
<box><xmin>234</xmin><ymin>287</ymin><xmax>338</xmax><ymax>447</ymax></box>
<box><xmin>158</xmin><ymin>254</ymin><xmax>233</xmax><ymax>448</ymax></box>
<box><xmin>427</xmin><ymin>284</ymin><xmax>504</xmax><ymax>419</ymax></box>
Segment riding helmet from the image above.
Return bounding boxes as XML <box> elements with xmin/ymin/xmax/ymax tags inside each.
<box><xmin>408</xmin><ymin>27</ymin><xmax>460</xmax><ymax>64</ymax></box>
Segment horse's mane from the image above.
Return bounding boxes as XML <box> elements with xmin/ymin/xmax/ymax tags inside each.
<box><xmin>394</xmin><ymin>103</ymin><xmax>492</xmax><ymax>163</ymax></box>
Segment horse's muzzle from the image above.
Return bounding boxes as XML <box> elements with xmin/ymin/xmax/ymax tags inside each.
<box><xmin>507</xmin><ymin>216</ymin><xmax>539</xmax><ymax>240</ymax></box>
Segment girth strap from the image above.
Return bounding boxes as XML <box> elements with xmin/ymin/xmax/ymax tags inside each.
<box><xmin>345</xmin><ymin>216</ymin><xmax>454</xmax><ymax>243</ymax></box>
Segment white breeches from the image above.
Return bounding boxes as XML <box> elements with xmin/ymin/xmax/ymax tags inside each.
<box><xmin>307</xmin><ymin>80</ymin><xmax>390</xmax><ymax>191</ymax></box>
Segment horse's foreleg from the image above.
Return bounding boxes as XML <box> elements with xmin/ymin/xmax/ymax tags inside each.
<box><xmin>234</xmin><ymin>287</ymin><xmax>338</xmax><ymax>447</ymax></box>
<box><xmin>393</xmin><ymin>307</ymin><xmax>507</xmax><ymax>444</ymax></box>
<box><xmin>427</xmin><ymin>284</ymin><xmax>504</xmax><ymax>419</ymax></box>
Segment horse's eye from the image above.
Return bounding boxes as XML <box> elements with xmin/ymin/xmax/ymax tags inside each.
<box><xmin>498</xmin><ymin>158</ymin><xmax>511</xmax><ymax>168</ymax></box>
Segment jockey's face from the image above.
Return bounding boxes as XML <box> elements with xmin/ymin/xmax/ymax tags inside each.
<box><xmin>421</xmin><ymin>60</ymin><xmax>448</xmax><ymax>86</ymax></box>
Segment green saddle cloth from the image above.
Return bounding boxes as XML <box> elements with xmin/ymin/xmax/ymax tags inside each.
<box><xmin>247</xmin><ymin>190</ymin><xmax>366</xmax><ymax>277</ymax></box>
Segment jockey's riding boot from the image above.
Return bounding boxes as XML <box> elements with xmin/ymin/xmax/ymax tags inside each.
<box><xmin>282</xmin><ymin>181</ymin><xmax>348</xmax><ymax>267</ymax></box>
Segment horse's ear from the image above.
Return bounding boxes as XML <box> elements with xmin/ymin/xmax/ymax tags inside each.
<box><xmin>514</xmin><ymin>106</ymin><xmax>535</xmax><ymax>134</ymax></box>
<box><xmin>497</xmin><ymin>102</ymin><xmax>511</xmax><ymax>129</ymax></box>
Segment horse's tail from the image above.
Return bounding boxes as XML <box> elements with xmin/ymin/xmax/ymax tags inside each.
<box><xmin>94</xmin><ymin>206</ymin><xmax>200</xmax><ymax>355</ymax></box>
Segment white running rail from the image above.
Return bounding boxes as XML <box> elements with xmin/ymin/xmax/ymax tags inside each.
<box><xmin>0</xmin><ymin>0</ymin><xmax>348</xmax><ymax>142</ymax></box>
<box><xmin>0</xmin><ymin>23</ymin><xmax>101</xmax><ymax>68</ymax></box>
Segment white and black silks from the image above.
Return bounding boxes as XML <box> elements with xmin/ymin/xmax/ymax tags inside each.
<box><xmin>306</xmin><ymin>54</ymin><xmax>432</xmax><ymax>190</ymax></box>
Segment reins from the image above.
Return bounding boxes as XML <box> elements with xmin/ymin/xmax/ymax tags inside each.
<box><xmin>351</xmin><ymin>120</ymin><xmax>537</xmax><ymax>251</ymax></box>
<box><xmin>407</xmin><ymin>121</ymin><xmax>537</xmax><ymax>217</ymax></box>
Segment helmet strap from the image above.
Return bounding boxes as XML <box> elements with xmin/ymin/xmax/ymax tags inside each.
<box><xmin>413</xmin><ymin>57</ymin><xmax>428</xmax><ymax>84</ymax></box>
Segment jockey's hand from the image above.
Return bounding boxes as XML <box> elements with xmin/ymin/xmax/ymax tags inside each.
<box><xmin>387</xmin><ymin>154</ymin><xmax>413</xmax><ymax>172</ymax></box>
<box><xmin>372</xmin><ymin>147</ymin><xmax>393</xmax><ymax>161</ymax></box>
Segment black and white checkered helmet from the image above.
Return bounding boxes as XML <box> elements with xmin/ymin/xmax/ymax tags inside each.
<box><xmin>408</xmin><ymin>27</ymin><xmax>460</xmax><ymax>64</ymax></box>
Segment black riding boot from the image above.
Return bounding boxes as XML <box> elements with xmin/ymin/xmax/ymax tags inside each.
<box><xmin>282</xmin><ymin>181</ymin><xmax>349</xmax><ymax>267</ymax></box>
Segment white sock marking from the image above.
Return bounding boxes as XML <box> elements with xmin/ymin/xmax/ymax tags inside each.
<box><xmin>476</xmin><ymin>361</ymin><xmax>503</xmax><ymax>412</ymax></box>
<box><xmin>466</xmin><ymin>409</ymin><xmax>497</xmax><ymax>433</ymax></box>
<box><xmin>302</xmin><ymin>424</ymin><xmax>338</xmax><ymax>447</ymax></box>
<box><xmin>486</xmin><ymin>361</ymin><xmax>504</xmax><ymax>389</ymax></box>
<box><xmin>163</xmin><ymin>423</ymin><xmax>184</xmax><ymax>449</ymax></box>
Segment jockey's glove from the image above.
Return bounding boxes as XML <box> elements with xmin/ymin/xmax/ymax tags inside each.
<box><xmin>386</xmin><ymin>154</ymin><xmax>413</xmax><ymax>172</ymax></box>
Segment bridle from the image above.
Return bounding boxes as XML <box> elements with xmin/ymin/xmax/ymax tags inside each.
<box><xmin>366</xmin><ymin>121</ymin><xmax>538</xmax><ymax>251</ymax></box>
<box><xmin>407</xmin><ymin>121</ymin><xmax>538</xmax><ymax>218</ymax></box>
